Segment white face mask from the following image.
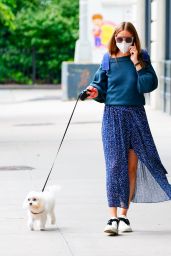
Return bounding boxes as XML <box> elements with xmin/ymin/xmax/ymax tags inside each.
<box><xmin>116</xmin><ymin>41</ymin><xmax>133</xmax><ymax>54</ymax></box>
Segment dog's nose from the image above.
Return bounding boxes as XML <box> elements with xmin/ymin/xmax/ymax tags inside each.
<box><xmin>29</xmin><ymin>202</ymin><xmax>32</xmax><ymax>206</ymax></box>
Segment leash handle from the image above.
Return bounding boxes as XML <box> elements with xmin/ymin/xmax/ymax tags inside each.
<box><xmin>42</xmin><ymin>91</ymin><xmax>85</xmax><ymax>192</ymax></box>
<box><xmin>79</xmin><ymin>89</ymin><xmax>90</xmax><ymax>101</ymax></box>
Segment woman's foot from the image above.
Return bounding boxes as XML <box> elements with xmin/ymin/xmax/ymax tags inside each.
<box><xmin>104</xmin><ymin>217</ymin><xmax>119</xmax><ymax>235</ymax></box>
<box><xmin>118</xmin><ymin>215</ymin><xmax>132</xmax><ymax>232</ymax></box>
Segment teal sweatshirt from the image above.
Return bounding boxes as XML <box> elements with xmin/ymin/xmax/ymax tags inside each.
<box><xmin>90</xmin><ymin>55</ymin><xmax>158</xmax><ymax>105</ymax></box>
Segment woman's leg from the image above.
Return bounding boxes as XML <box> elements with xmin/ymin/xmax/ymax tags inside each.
<box><xmin>121</xmin><ymin>149</ymin><xmax>138</xmax><ymax>216</ymax></box>
<box><xmin>109</xmin><ymin>207</ymin><xmax>118</xmax><ymax>218</ymax></box>
<box><xmin>102</xmin><ymin>106</ymin><xmax>133</xmax><ymax>217</ymax></box>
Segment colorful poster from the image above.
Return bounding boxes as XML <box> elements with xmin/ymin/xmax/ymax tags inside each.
<box><xmin>92</xmin><ymin>13</ymin><xmax>116</xmax><ymax>48</ymax></box>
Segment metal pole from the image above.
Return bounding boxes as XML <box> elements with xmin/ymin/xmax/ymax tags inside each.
<box><xmin>32</xmin><ymin>47</ymin><xmax>36</xmax><ymax>84</ymax></box>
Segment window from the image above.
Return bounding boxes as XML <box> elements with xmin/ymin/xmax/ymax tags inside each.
<box><xmin>162</xmin><ymin>0</ymin><xmax>171</xmax><ymax>114</ymax></box>
<box><xmin>165</xmin><ymin>0</ymin><xmax>171</xmax><ymax>59</ymax></box>
<box><xmin>145</xmin><ymin>0</ymin><xmax>151</xmax><ymax>54</ymax></box>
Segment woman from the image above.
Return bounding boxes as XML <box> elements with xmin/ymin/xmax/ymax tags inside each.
<box><xmin>86</xmin><ymin>21</ymin><xmax>171</xmax><ymax>235</ymax></box>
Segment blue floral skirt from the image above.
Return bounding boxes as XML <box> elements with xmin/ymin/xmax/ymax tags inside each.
<box><xmin>102</xmin><ymin>105</ymin><xmax>171</xmax><ymax>209</ymax></box>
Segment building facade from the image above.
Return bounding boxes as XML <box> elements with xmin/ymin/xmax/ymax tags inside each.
<box><xmin>74</xmin><ymin>0</ymin><xmax>171</xmax><ymax>114</ymax></box>
<box><xmin>144</xmin><ymin>0</ymin><xmax>171</xmax><ymax>115</ymax></box>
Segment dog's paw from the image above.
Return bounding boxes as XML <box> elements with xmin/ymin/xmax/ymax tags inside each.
<box><xmin>29</xmin><ymin>225</ymin><xmax>34</xmax><ymax>231</ymax></box>
<box><xmin>51</xmin><ymin>220</ymin><xmax>56</xmax><ymax>225</ymax></box>
<box><xmin>40</xmin><ymin>228</ymin><xmax>45</xmax><ymax>231</ymax></box>
<box><xmin>51</xmin><ymin>215</ymin><xmax>56</xmax><ymax>225</ymax></box>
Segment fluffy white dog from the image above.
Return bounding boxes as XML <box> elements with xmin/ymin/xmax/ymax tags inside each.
<box><xmin>23</xmin><ymin>185</ymin><xmax>60</xmax><ymax>231</ymax></box>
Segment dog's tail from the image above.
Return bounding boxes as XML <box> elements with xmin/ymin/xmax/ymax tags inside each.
<box><xmin>45</xmin><ymin>185</ymin><xmax>61</xmax><ymax>195</ymax></box>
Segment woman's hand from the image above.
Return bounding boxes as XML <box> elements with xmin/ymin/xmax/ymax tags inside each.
<box><xmin>129</xmin><ymin>43</ymin><xmax>139</xmax><ymax>65</ymax></box>
<box><xmin>86</xmin><ymin>85</ymin><xmax>98</xmax><ymax>99</ymax></box>
<box><xmin>129</xmin><ymin>43</ymin><xmax>142</xmax><ymax>71</ymax></box>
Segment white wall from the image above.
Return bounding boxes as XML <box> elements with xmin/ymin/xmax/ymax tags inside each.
<box><xmin>150</xmin><ymin>0</ymin><xmax>166</xmax><ymax>110</ymax></box>
<box><xmin>87</xmin><ymin>0</ymin><xmax>139</xmax><ymax>63</ymax></box>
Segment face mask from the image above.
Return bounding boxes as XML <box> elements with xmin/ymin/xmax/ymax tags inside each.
<box><xmin>116</xmin><ymin>41</ymin><xmax>133</xmax><ymax>54</ymax></box>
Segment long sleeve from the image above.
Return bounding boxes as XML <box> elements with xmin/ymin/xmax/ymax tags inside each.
<box><xmin>90</xmin><ymin>64</ymin><xmax>108</xmax><ymax>103</ymax></box>
<box><xmin>136</xmin><ymin>60</ymin><xmax>158</xmax><ymax>94</ymax></box>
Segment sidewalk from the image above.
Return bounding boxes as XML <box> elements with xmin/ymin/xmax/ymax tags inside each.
<box><xmin>0</xmin><ymin>89</ymin><xmax>171</xmax><ymax>256</ymax></box>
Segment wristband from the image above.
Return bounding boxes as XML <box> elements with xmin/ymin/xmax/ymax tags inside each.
<box><xmin>134</xmin><ymin>61</ymin><xmax>141</xmax><ymax>67</ymax></box>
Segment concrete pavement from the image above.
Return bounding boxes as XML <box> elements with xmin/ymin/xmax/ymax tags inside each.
<box><xmin>0</xmin><ymin>89</ymin><xmax>171</xmax><ymax>256</ymax></box>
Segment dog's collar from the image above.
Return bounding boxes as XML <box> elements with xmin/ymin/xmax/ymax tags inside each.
<box><xmin>31</xmin><ymin>210</ymin><xmax>45</xmax><ymax>215</ymax></box>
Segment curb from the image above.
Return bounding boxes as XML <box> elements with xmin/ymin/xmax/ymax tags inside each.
<box><xmin>0</xmin><ymin>84</ymin><xmax>61</xmax><ymax>90</ymax></box>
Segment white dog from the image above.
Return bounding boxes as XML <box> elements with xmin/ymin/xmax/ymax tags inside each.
<box><xmin>23</xmin><ymin>185</ymin><xmax>60</xmax><ymax>231</ymax></box>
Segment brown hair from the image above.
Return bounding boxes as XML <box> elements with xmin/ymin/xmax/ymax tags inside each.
<box><xmin>92</xmin><ymin>14</ymin><xmax>103</xmax><ymax>20</ymax></box>
<box><xmin>108</xmin><ymin>21</ymin><xmax>145</xmax><ymax>66</ymax></box>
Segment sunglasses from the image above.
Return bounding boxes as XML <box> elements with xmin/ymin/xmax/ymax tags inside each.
<box><xmin>115</xmin><ymin>37</ymin><xmax>134</xmax><ymax>44</ymax></box>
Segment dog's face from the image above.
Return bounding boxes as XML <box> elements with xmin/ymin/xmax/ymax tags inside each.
<box><xmin>23</xmin><ymin>191</ymin><xmax>45</xmax><ymax>214</ymax></box>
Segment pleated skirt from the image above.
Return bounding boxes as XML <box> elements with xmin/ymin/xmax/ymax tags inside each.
<box><xmin>102</xmin><ymin>105</ymin><xmax>171</xmax><ymax>209</ymax></box>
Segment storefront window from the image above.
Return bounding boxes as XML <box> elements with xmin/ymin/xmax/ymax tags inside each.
<box><xmin>145</xmin><ymin>0</ymin><xmax>151</xmax><ymax>53</ymax></box>
<box><xmin>165</xmin><ymin>0</ymin><xmax>171</xmax><ymax>60</ymax></box>
<box><xmin>163</xmin><ymin>0</ymin><xmax>171</xmax><ymax>114</ymax></box>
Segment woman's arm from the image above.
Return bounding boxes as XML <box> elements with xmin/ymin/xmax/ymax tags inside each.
<box><xmin>136</xmin><ymin>62</ymin><xmax>158</xmax><ymax>94</ymax></box>
<box><xmin>129</xmin><ymin>47</ymin><xmax>158</xmax><ymax>94</ymax></box>
<box><xmin>87</xmin><ymin>64</ymin><xmax>108</xmax><ymax>103</ymax></box>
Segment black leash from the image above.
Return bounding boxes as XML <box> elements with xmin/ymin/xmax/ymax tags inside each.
<box><xmin>42</xmin><ymin>89</ymin><xmax>89</xmax><ymax>192</ymax></box>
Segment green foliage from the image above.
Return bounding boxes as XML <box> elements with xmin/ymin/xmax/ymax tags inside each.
<box><xmin>0</xmin><ymin>0</ymin><xmax>79</xmax><ymax>84</ymax></box>
<box><xmin>0</xmin><ymin>1</ymin><xmax>15</xmax><ymax>29</ymax></box>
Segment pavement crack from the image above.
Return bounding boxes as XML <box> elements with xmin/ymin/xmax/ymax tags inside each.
<box><xmin>58</xmin><ymin>228</ymin><xmax>75</xmax><ymax>256</ymax></box>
